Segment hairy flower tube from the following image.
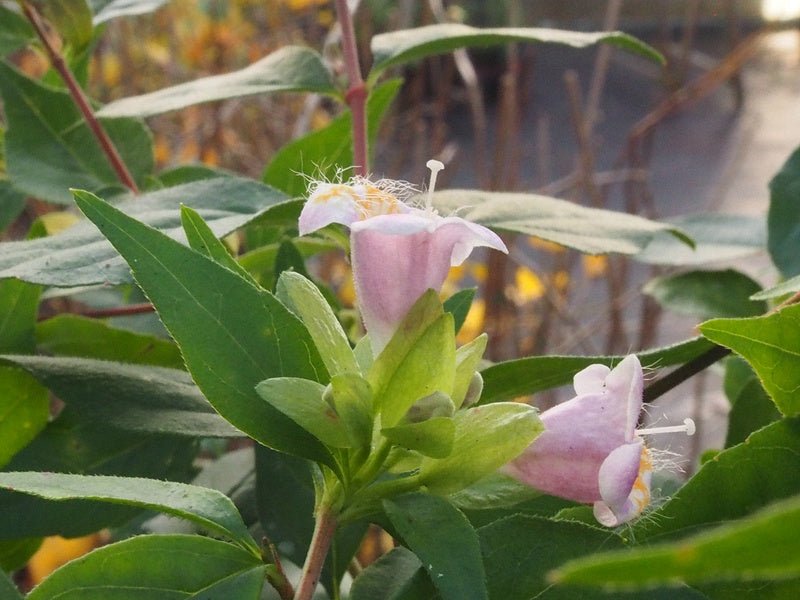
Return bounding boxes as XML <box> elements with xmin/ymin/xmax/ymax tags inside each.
<box><xmin>505</xmin><ymin>354</ymin><xmax>694</xmax><ymax>527</ymax></box>
<box><xmin>299</xmin><ymin>161</ymin><xmax>508</xmax><ymax>354</ymax></box>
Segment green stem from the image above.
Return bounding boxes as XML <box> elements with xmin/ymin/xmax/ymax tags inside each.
<box><xmin>340</xmin><ymin>474</ymin><xmax>422</xmax><ymax>522</ymax></box>
<box><xmin>350</xmin><ymin>438</ymin><xmax>392</xmax><ymax>489</ymax></box>
<box><xmin>333</xmin><ymin>0</ymin><xmax>368</xmax><ymax>176</ymax></box>
<box><xmin>21</xmin><ymin>1</ymin><xmax>140</xmax><ymax>194</ymax></box>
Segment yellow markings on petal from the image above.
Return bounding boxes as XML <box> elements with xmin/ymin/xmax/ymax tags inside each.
<box><xmin>309</xmin><ymin>181</ymin><xmax>404</xmax><ymax>220</ymax></box>
<box><xmin>630</xmin><ymin>447</ymin><xmax>653</xmax><ymax>514</ymax></box>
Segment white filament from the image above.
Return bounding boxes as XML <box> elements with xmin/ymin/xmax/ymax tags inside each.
<box><xmin>637</xmin><ymin>418</ymin><xmax>696</xmax><ymax>437</ymax></box>
<box><xmin>426</xmin><ymin>159</ymin><xmax>445</xmax><ymax>211</ymax></box>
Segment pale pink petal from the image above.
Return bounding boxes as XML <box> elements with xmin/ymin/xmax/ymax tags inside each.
<box><xmin>604</xmin><ymin>355</ymin><xmax>644</xmax><ymax>441</ymax></box>
<box><xmin>350</xmin><ymin>213</ymin><xmax>507</xmax><ymax>355</ymax></box>
<box><xmin>594</xmin><ymin>441</ymin><xmax>651</xmax><ymax>527</ymax></box>
<box><xmin>434</xmin><ymin>217</ymin><xmax>508</xmax><ymax>265</ymax></box>
<box><xmin>573</xmin><ymin>363</ymin><xmax>611</xmax><ymax>396</ymax></box>
<box><xmin>298</xmin><ymin>183</ymin><xmax>362</xmax><ymax>235</ymax></box>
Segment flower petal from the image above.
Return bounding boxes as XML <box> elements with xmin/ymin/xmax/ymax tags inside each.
<box><xmin>604</xmin><ymin>355</ymin><xmax>644</xmax><ymax>441</ymax></box>
<box><xmin>298</xmin><ymin>183</ymin><xmax>363</xmax><ymax>235</ymax></box>
<box><xmin>593</xmin><ymin>440</ymin><xmax>651</xmax><ymax>527</ymax></box>
<box><xmin>350</xmin><ymin>212</ymin><xmax>507</xmax><ymax>355</ymax></box>
<box><xmin>573</xmin><ymin>363</ymin><xmax>611</xmax><ymax>396</ymax></box>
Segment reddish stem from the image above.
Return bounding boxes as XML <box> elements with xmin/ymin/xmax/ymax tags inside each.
<box><xmin>334</xmin><ymin>0</ymin><xmax>368</xmax><ymax>176</ymax></box>
<box><xmin>294</xmin><ymin>507</ymin><xmax>337</xmax><ymax>600</ymax></box>
<box><xmin>22</xmin><ymin>1</ymin><xmax>140</xmax><ymax>193</ymax></box>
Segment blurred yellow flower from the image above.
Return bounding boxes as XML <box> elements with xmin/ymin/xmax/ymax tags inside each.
<box><xmin>582</xmin><ymin>255</ymin><xmax>608</xmax><ymax>279</ymax></box>
<box><xmin>28</xmin><ymin>534</ymin><xmax>103</xmax><ymax>584</ymax></box>
<box><xmin>457</xmin><ymin>298</ymin><xmax>485</xmax><ymax>344</ymax></box>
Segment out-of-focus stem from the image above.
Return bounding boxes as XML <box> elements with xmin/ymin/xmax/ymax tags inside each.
<box><xmin>21</xmin><ymin>1</ymin><xmax>139</xmax><ymax>193</ymax></box>
<box><xmin>334</xmin><ymin>0</ymin><xmax>368</xmax><ymax>176</ymax></box>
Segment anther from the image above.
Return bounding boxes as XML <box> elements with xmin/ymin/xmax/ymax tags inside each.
<box><xmin>426</xmin><ymin>159</ymin><xmax>445</xmax><ymax>211</ymax></box>
<box><xmin>636</xmin><ymin>418</ymin><xmax>696</xmax><ymax>437</ymax></box>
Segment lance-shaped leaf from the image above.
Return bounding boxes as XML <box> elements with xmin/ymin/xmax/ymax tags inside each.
<box><xmin>88</xmin><ymin>0</ymin><xmax>167</xmax><ymax>24</ymax></box>
<box><xmin>0</xmin><ymin>4</ymin><xmax>33</xmax><ymax>57</ymax></box>
<box><xmin>752</xmin><ymin>272</ymin><xmax>800</xmax><ymax>301</ymax></box>
<box><xmin>256</xmin><ymin>377</ymin><xmax>352</xmax><ymax>449</ymax></box>
<box><xmin>35</xmin><ymin>314</ymin><xmax>184</xmax><ymax>369</ymax></box>
<box><xmin>277</xmin><ymin>271</ymin><xmax>358</xmax><ymax>377</ymax></box>
<box><xmin>0</xmin><ymin>61</ymin><xmax>152</xmax><ymax>205</ymax></box>
<box><xmin>25</xmin><ymin>535</ymin><xmax>264</xmax><ymax>600</ymax></box>
<box><xmin>350</xmin><ymin>547</ymin><xmax>436</xmax><ymax>600</ymax></box>
<box><xmin>432</xmin><ymin>190</ymin><xmax>690</xmax><ymax>256</ymax></box>
<box><xmin>369</xmin><ymin>24</ymin><xmax>663</xmax><ymax>80</ymax></box>
<box><xmin>0</xmin><ymin>367</ymin><xmax>48</xmax><ymax>469</ymax></box>
<box><xmin>369</xmin><ymin>292</ymin><xmax>456</xmax><ymax>428</ymax></box>
<box><xmin>0</xmin><ymin>181</ymin><xmax>28</xmax><ymax>232</ymax></box>
<box><xmin>480</xmin><ymin>337</ymin><xmax>714</xmax><ymax>404</ymax></box>
<box><xmin>636</xmin><ymin>213</ymin><xmax>765</xmax><ymax>266</ymax></box>
<box><xmin>0</xmin><ymin>569</ymin><xmax>22</xmax><ymax>600</ymax></box>
<box><xmin>0</xmin><ymin>177</ymin><xmax>292</xmax><ymax>287</ymax></box>
<box><xmin>768</xmin><ymin>146</ymin><xmax>800</xmax><ymax>278</ymax></box>
<box><xmin>700</xmin><ymin>304</ymin><xmax>800</xmax><ymax>416</ymax></box>
<box><xmin>382</xmin><ymin>417</ymin><xmax>455</xmax><ymax>459</ymax></box>
<box><xmin>0</xmin><ymin>354</ymin><xmax>241</xmax><ymax>438</ymax></box>
<box><xmin>330</xmin><ymin>373</ymin><xmax>374</xmax><ymax>447</ymax></box>
<box><xmin>384</xmin><ymin>493</ymin><xmax>488</xmax><ymax>600</ymax></box>
<box><xmin>0</xmin><ymin>473</ymin><xmax>259</xmax><ymax>554</ymax></box>
<box><xmin>73</xmin><ymin>190</ymin><xmax>334</xmax><ymax>466</ymax></box>
<box><xmin>420</xmin><ymin>402</ymin><xmax>542</xmax><ymax>495</ymax></box>
<box><xmin>98</xmin><ymin>46</ymin><xmax>335</xmax><ymax>118</ymax></box>
<box><xmin>552</xmin><ymin>495</ymin><xmax>800</xmax><ymax>589</ymax></box>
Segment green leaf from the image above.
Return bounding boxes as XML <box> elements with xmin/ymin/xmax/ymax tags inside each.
<box><xmin>0</xmin><ymin>5</ymin><xmax>34</xmax><ymax>56</ymax></box>
<box><xmin>0</xmin><ymin>61</ymin><xmax>153</xmax><ymax>205</ymax></box>
<box><xmin>553</xmin><ymin>495</ymin><xmax>800</xmax><ymax>589</ymax></box>
<box><xmin>384</xmin><ymin>492</ymin><xmax>487</xmax><ymax>600</ymax></box>
<box><xmin>0</xmin><ymin>407</ymin><xmax>196</xmax><ymax>539</ymax></box>
<box><xmin>453</xmin><ymin>334</ymin><xmax>487</xmax><ymax>408</ymax></box>
<box><xmin>700</xmin><ymin>304</ymin><xmax>800</xmax><ymax>416</ymax></box>
<box><xmin>420</xmin><ymin>402</ymin><xmax>542</xmax><ymax>495</ymax></box>
<box><xmin>329</xmin><ymin>372</ymin><xmax>373</xmax><ymax>447</ymax></box>
<box><xmin>0</xmin><ymin>177</ymin><xmax>290</xmax><ymax>286</ymax></box>
<box><xmin>277</xmin><ymin>271</ymin><xmax>358</xmax><ymax>377</ymax></box>
<box><xmin>448</xmin><ymin>472</ymin><xmax>542</xmax><ymax>512</ymax></box>
<box><xmin>180</xmin><ymin>205</ymin><xmax>256</xmax><ymax>283</ymax></box>
<box><xmin>636</xmin><ymin>213</ymin><xmax>765</xmax><ymax>266</ymax></box>
<box><xmin>0</xmin><ymin>181</ymin><xmax>27</xmax><ymax>232</ymax></box>
<box><xmin>98</xmin><ymin>46</ymin><xmax>335</xmax><ymax>118</ymax></box>
<box><xmin>35</xmin><ymin>314</ymin><xmax>184</xmax><ymax>369</ymax></box>
<box><xmin>185</xmin><ymin>567</ymin><xmax>267</xmax><ymax>599</ymax></box>
<box><xmin>263</xmin><ymin>78</ymin><xmax>402</xmax><ymax>196</ymax></box>
<box><xmin>479</xmin><ymin>515</ymin><xmax>624</xmax><ymax>600</ymax></box>
<box><xmin>73</xmin><ymin>190</ymin><xmax>333</xmax><ymax>464</ymax></box>
<box><xmin>443</xmin><ymin>287</ymin><xmax>476</xmax><ymax>334</ymax></box>
<box><xmin>432</xmin><ymin>190</ymin><xmax>690</xmax><ymax>256</ymax></box>
<box><xmin>751</xmin><ymin>272</ymin><xmax>800</xmax><ymax>301</ymax></box>
<box><xmin>644</xmin><ymin>269</ymin><xmax>766</xmax><ymax>319</ymax></box>
<box><xmin>0</xmin><ymin>278</ymin><xmax>39</xmax><ymax>354</ymax></box>
<box><xmin>768</xmin><ymin>146</ymin><xmax>800</xmax><ymax>278</ymax></box>
<box><xmin>255</xmin><ymin>377</ymin><xmax>352</xmax><ymax>449</ymax></box>
<box><xmin>0</xmin><ymin>354</ymin><xmax>241</xmax><ymax>438</ymax></box>
<box><xmin>25</xmin><ymin>535</ymin><xmax>264</xmax><ymax>600</ymax></box>
<box><xmin>0</xmin><ymin>537</ymin><xmax>41</xmax><ymax>572</ymax></box>
<box><xmin>0</xmin><ymin>472</ymin><xmax>258</xmax><ymax>554</ymax></box>
<box><xmin>382</xmin><ymin>417</ymin><xmax>455</xmax><ymax>458</ymax></box>
<box><xmin>369</xmin><ymin>291</ymin><xmax>456</xmax><ymax>428</ymax></box>
<box><xmin>88</xmin><ymin>0</ymin><xmax>167</xmax><ymax>24</ymax></box>
<box><xmin>0</xmin><ymin>367</ymin><xmax>48</xmax><ymax>468</ymax></box>
<box><xmin>41</xmin><ymin>0</ymin><xmax>94</xmax><ymax>53</ymax></box>
<box><xmin>350</xmin><ymin>547</ymin><xmax>437</xmax><ymax>600</ymax></box>
<box><xmin>725</xmin><ymin>377</ymin><xmax>781</xmax><ymax>448</ymax></box>
<box><xmin>634</xmin><ymin>417</ymin><xmax>800</xmax><ymax>541</ymax></box>
<box><xmin>0</xmin><ymin>569</ymin><xmax>22</xmax><ymax>600</ymax></box>
<box><xmin>369</xmin><ymin>24</ymin><xmax>663</xmax><ymax>80</ymax></box>
<box><xmin>480</xmin><ymin>336</ymin><xmax>715</xmax><ymax>404</ymax></box>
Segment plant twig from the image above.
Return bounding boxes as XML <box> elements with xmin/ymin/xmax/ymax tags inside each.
<box><xmin>265</xmin><ymin>537</ymin><xmax>295</xmax><ymax>600</ymax></box>
<box><xmin>334</xmin><ymin>0</ymin><xmax>368</xmax><ymax>176</ymax></box>
<box><xmin>294</xmin><ymin>506</ymin><xmax>338</xmax><ymax>600</ymax></box>
<box><xmin>21</xmin><ymin>1</ymin><xmax>139</xmax><ymax>194</ymax></box>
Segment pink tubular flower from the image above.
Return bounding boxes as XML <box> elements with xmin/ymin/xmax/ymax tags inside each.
<box><xmin>298</xmin><ymin>163</ymin><xmax>507</xmax><ymax>355</ymax></box>
<box><xmin>505</xmin><ymin>355</ymin><xmax>658</xmax><ymax>527</ymax></box>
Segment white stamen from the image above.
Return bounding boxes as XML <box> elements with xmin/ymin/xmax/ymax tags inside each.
<box><xmin>637</xmin><ymin>418</ymin><xmax>696</xmax><ymax>437</ymax></box>
<box><xmin>426</xmin><ymin>159</ymin><xmax>445</xmax><ymax>211</ymax></box>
